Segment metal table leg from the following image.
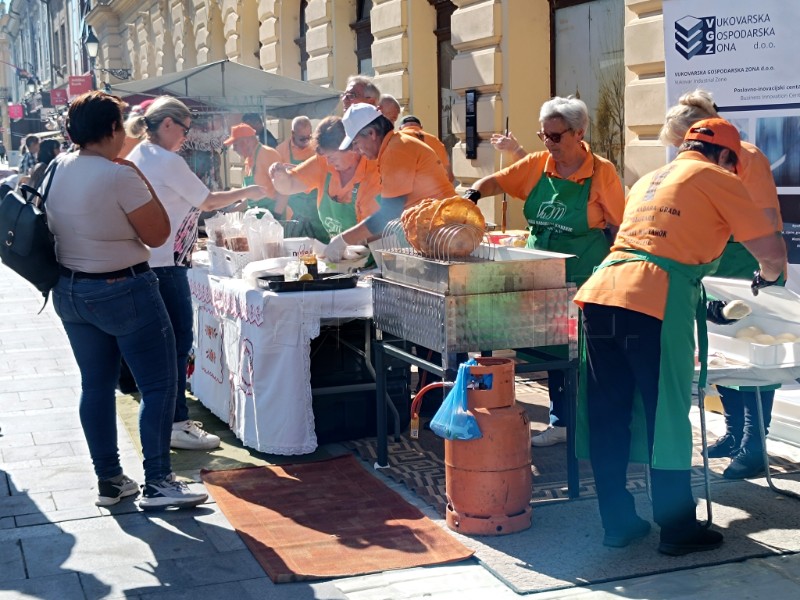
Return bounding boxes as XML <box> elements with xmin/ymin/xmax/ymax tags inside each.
<box><xmin>564</xmin><ymin>363</ymin><xmax>580</xmax><ymax>499</ymax></box>
<box><xmin>697</xmin><ymin>385</ymin><xmax>714</xmax><ymax>527</ymax></box>
<box><xmin>755</xmin><ymin>387</ymin><xmax>800</xmax><ymax>500</ymax></box>
<box><xmin>375</xmin><ymin>339</ymin><xmax>389</xmax><ymax>469</ymax></box>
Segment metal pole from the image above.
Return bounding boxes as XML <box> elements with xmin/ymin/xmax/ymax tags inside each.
<box><xmin>90</xmin><ymin>57</ymin><xmax>97</xmax><ymax>91</ymax></box>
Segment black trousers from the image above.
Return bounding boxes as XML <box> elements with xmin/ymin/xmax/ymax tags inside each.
<box><xmin>582</xmin><ymin>303</ymin><xmax>697</xmax><ymax>536</ymax></box>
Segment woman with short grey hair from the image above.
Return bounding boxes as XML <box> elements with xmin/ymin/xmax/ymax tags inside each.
<box><xmin>465</xmin><ymin>95</ymin><xmax>625</xmax><ymax>448</ymax></box>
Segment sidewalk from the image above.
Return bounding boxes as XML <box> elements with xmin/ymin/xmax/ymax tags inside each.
<box><xmin>2</xmin><ymin>262</ymin><xmax>800</xmax><ymax>599</ymax></box>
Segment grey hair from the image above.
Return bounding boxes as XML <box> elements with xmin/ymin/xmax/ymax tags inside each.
<box><xmin>347</xmin><ymin>75</ymin><xmax>381</xmax><ymax>102</ymax></box>
<box><xmin>659</xmin><ymin>89</ymin><xmax>718</xmax><ymax>147</ymax></box>
<box><xmin>124</xmin><ymin>96</ymin><xmax>191</xmax><ymax>141</ymax></box>
<box><xmin>539</xmin><ymin>96</ymin><xmax>589</xmax><ymax>132</ymax></box>
<box><xmin>291</xmin><ymin>115</ymin><xmax>312</xmax><ymax>131</ymax></box>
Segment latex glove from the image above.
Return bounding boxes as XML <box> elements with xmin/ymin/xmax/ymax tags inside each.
<box><xmin>751</xmin><ymin>270</ymin><xmax>779</xmax><ymax>296</ymax></box>
<box><xmin>706</xmin><ymin>300</ymin><xmax>750</xmax><ymax>325</ymax></box>
<box><xmin>325</xmin><ymin>234</ymin><xmax>348</xmax><ymax>262</ymax></box>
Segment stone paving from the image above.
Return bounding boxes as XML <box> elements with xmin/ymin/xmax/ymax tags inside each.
<box><xmin>3</xmin><ymin>263</ymin><xmax>800</xmax><ymax>599</ymax></box>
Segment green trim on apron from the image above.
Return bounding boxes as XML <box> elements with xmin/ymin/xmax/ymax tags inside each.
<box><xmin>523</xmin><ymin>163</ymin><xmax>610</xmax><ymax>287</ymax></box>
<box><xmin>577</xmin><ymin>250</ymin><xmax>721</xmax><ymax>470</ymax></box>
<box><xmin>287</xmin><ymin>144</ymin><xmax>329</xmax><ymax>243</ymax></box>
<box><xmin>243</xmin><ymin>145</ymin><xmax>280</xmax><ymax>217</ymax></box>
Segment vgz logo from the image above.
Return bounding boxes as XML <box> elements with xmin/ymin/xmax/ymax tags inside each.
<box><xmin>675</xmin><ymin>15</ymin><xmax>715</xmax><ymax>59</ymax></box>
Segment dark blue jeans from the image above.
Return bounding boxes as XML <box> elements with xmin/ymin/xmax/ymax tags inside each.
<box><xmin>152</xmin><ymin>266</ymin><xmax>193</xmax><ymax>423</ymax></box>
<box><xmin>583</xmin><ymin>303</ymin><xmax>698</xmax><ymax>535</ymax></box>
<box><xmin>717</xmin><ymin>386</ymin><xmax>774</xmax><ymax>454</ymax></box>
<box><xmin>53</xmin><ymin>269</ymin><xmax>176</xmax><ymax>482</ymax></box>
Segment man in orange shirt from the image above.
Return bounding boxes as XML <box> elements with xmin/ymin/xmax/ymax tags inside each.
<box><xmin>323</xmin><ymin>103</ymin><xmax>455</xmax><ymax>261</ymax></box>
<box><xmin>399</xmin><ymin>115</ymin><xmax>454</xmax><ymax>182</ymax></box>
<box><xmin>574</xmin><ymin>119</ymin><xmax>786</xmax><ymax>556</ymax></box>
<box><xmin>276</xmin><ymin>116</ymin><xmax>327</xmax><ymax>239</ymax></box>
<box><xmin>223</xmin><ymin>123</ymin><xmax>282</xmax><ymax>216</ymax></box>
<box><xmin>341</xmin><ymin>75</ymin><xmax>381</xmax><ymax>111</ymax></box>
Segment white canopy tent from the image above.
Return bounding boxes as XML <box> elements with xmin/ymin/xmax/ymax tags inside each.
<box><xmin>109</xmin><ymin>60</ymin><xmax>341</xmax><ymax>119</ymax></box>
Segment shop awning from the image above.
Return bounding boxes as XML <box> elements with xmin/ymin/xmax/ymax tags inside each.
<box><xmin>108</xmin><ymin>60</ymin><xmax>341</xmax><ymax>119</ymax></box>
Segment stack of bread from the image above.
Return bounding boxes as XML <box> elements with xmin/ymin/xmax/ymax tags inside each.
<box><xmin>400</xmin><ymin>196</ymin><xmax>486</xmax><ymax>257</ymax></box>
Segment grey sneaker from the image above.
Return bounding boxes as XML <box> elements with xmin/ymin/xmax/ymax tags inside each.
<box><xmin>531</xmin><ymin>426</ymin><xmax>567</xmax><ymax>447</ymax></box>
<box><xmin>96</xmin><ymin>474</ymin><xmax>139</xmax><ymax>506</ymax></box>
<box><xmin>171</xmin><ymin>420</ymin><xmax>221</xmax><ymax>450</ymax></box>
<box><xmin>139</xmin><ymin>473</ymin><xmax>208</xmax><ymax>510</ymax></box>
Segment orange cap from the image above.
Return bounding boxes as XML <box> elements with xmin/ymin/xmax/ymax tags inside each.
<box><xmin>683</xmin><ymin>117</ymin><xmax>741</xmax><ymax>156</ymax></box>
<box><xmin>223</xmin><ymin>123</ymin><xmax>257</xmax><ymax>146</ymax></box>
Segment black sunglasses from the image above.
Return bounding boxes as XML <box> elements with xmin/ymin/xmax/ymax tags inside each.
<box><xmin>537</xmin><ymin>128</ymin><xmax>572</xmax><ymax>144</ymax></box>
<box><xmin>175</xmin><ymin>120</ymin><xmax>191</xmax><ymax>136</ymax></box>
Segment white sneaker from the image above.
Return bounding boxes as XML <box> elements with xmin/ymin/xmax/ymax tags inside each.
<box><xmin>170</xmin><ymin>420</ymin><xmax>221</xmax><ymax>450</ymax></box>
<box><xmin>96</xmin><ymin>474</ymin><xmax>139</xmax><ymax>506</ymax></box>
<box><xmin>139</xmin><ymin>473</ymin><xmax>208</xmax><ymax>510</ymax></box>
<box><xmin>531</xmin><ymin>426</ymin><xmax>567</xmax><ymax>447</ymax></box>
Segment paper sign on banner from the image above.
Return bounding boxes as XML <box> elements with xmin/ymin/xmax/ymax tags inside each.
<box><xmin>68</xmin><ymin>75</ymin><xmax>93</xmax><ymax>98</ymax></box>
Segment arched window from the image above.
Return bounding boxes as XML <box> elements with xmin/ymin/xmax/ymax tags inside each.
<box><xmin>296</xmin><ymin>0</ymin><xmax>309</xmax><ymax>80</ymax></box>
<box><xmin>351</xmin><ymin>0</ymin><xmax>374</xmax><ymax>76</ymax></box>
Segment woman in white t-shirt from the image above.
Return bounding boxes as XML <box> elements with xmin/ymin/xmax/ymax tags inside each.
<box><xmin>125</xmin><ymin>97</ymin><xmax>266</xmax><ymax>452</ymax></box>
<box><xmin>48</xmin><ymin>91</ymin><xmax>207</xmax><ymax>510</ymax></box>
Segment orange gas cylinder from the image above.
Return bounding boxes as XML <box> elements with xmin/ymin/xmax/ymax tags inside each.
<box><xmin>445</xmin><ymin>357</ymin><xmax>532</xmax><ymax>535</ymax></box>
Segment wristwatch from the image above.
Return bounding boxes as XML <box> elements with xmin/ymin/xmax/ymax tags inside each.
<box><xmin>462</xmin><ymin>188</ymin><xmax>482</xmax><ymax>203</ymax></box>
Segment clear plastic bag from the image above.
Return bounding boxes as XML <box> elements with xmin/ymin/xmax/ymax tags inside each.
<box><xmin>429</xmin><ymin>358</ymin><xmax>482</xmax><ymax>441</ymax></box>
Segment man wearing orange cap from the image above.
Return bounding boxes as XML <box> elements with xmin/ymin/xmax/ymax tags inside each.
<box><xmin>573</xmin><ymin>118</ymin><xmax>786</xmax><ymax>556</ymax></box>
<box><xmin>223</xmin><ymin>123</ymin><xmax>282</xmax><ymax>217</ymax></box>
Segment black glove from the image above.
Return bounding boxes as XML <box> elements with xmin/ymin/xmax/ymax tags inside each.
<box><xmin>751</xmin><ymin>270</ymin><xmax>779</xmax><ymax>296</ymax></box>
<box><xmin>462</xmin><ymin>188</ymin><xmax>482</xmax><ymax>204</ymax></box>
<box><xmin>706</xmin><ymin>300</ymin><xmax>736</xmax><ymax>325</ymax></box>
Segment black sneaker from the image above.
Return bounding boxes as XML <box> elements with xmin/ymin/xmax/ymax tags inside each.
<box><xmin>96</xmin><ymin>474</ymin><xmax>139</xmax><ymax>506</ymax></box>
<box><xmin>706</xmin><ymin>434</ymin><xmax>739</xmax><ymax>459</ymax></box>
<box><xmin>658</xmin><ymin>525</ymin><xmax>724</xmax><ymax>556</ymax></box>
<box><xmin>603</xmin><ymin>517</ymin><xmax>652</xmax><ymax>548</ymax></box>
<box><xmin>139</xmin><ymin>473</ymin><xmax>208</xmax><ymax>510</ymax></box>
<box><xmin>723</xmin><ymin>447</ymin><xmax>767</xmax><ymax>480</ymax></box>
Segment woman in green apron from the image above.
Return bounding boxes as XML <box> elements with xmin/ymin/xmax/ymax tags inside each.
<box><xmin>574</xmin><ymin>118</ymin><xmax>785</xmax><ymax>555</ymax></box>
<box><xmin>466</xmin><ymin>96</ymin><xmax>625</xmax><ymax>447</ymax></box>
<box><xmin>270</xmin><ymin>116</ymin><xmax>382</xmax><ymax>245</ymax></box>
<box><xmin>660</xmin><ymin>89</ymin><xmax>785</xmax><ymax>480</ymax></box>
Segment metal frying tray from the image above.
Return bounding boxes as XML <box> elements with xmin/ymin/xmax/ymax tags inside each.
<box><xmin>376</xmin><ymin>244</ymin><xmax>569</xmax><ymax>295</ymax></box>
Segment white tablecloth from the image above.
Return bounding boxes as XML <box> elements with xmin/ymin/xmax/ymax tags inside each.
<box><xmin>188</xmin><ymin>267</ymin><xmax>373</xmax><ymax>454</ymax></box>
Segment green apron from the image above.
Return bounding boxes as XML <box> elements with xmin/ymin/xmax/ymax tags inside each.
<box><xmin>287</xmin><ymin>145</ymin><xmax>330</xmax><ymax>243</ymax></box>
<box><xmin>577</xmin><ymin>249</ymin><xmax>721</xmax><ymax>470</ymax></box>
<box><xmin>243</xmin><ymin>145</ymin><xmax>280</xmax><ymax>218</ymax></box>
<box><xmin>523</xmin><ymin>166</ymin><xmax>610</xmax><ymax>287</ymax></box>
<box><xmin>318</xmin><ymin>173</ymin><xmax>359</xmax><ymax>237</ymax></box>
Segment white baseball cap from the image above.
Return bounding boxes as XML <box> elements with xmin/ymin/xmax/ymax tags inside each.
<box><xmin>339</xmin><ymin>103</ymin><xmax>382</xmax><ymax>150</ymax></box>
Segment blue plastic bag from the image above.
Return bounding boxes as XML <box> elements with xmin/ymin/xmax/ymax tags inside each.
<box><xmin>429</xmin><ymin>358</ymin><xmax>482</xmax><ymax>441</ymax></box>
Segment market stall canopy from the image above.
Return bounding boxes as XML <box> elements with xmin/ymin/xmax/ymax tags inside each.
<box><xmin>108</xmin><ymin>60</ymin><xmax>341</xmax><ymax>119</ymax></box>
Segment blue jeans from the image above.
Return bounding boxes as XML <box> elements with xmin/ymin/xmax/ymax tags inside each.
<box><xmin>53</xmin><ymin>270</ymin><xmax>176</xmax><ymax>483</ymax></box>
<box><xmin>152</xmin><ymin>267</ymin><xmax>193</xmax><ymax>423</ymax></box>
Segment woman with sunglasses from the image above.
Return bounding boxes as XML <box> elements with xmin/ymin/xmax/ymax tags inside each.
<box><xmin>465</xmin><ymin>96</ymin><xmax>625</xmax><ymax>448</ymax></box>
<box><xmin>125</xmin><ymin>96</ymin><xmax>267</xmax><ymax>451</ymax></box>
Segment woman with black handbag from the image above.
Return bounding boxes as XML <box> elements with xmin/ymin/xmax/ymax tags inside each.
<box><xmin>46</xmin><ymin>91</ymin><xmax>208</xmax><ymax>510</ymax></box>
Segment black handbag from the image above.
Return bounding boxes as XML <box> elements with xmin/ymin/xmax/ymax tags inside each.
<box><xmin>0</xmin><ymin>161</ymin><xmax>59</xmax><ymax>301</ymax></box>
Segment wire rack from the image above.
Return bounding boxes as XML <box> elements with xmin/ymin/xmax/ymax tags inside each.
<box><xmin>381</xmin><ymin>219</ymin><xmax>496</xmax><ymax>262</ymax></box>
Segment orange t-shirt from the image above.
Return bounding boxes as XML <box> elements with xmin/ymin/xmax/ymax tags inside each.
<box><xmin>575</xmin><ymin>151</ymin><xmax>776</xmax><ymax>320</ymax></box>
<box><xmin>376</xmin><ymin>130</ymin><xmax>456</xmax><ymax>205</ymax></box>
<box><xmin>289</xmin><ymin>154</ymin><xmax>381</xmax><ymax>221</ymax></box>
<box><xmin>276</xmin><ymin>138</ymin><xmax>316</xmax><ymax>164</ymax></box>
<box><xmin>492</xmin><ymin>143</ymin><xmax>625</xmax><ymax>229</ymax></box>
<box><xmin>247</xmin><ymin>144</ymin><xmax>282</xmax><ymax>198</ymax></box>
<box><xmin>739</xmin><ymin>140</ymin><xmax>782</xmax><ymax>231</ymax></box>
<box><xmin>399</xmin><ymin>125</ymin><xmax>451</xmax><ymax>172</ymax></box>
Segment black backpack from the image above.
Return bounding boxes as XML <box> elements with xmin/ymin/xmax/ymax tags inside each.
<box><xmin>0</xmin><ymin>161</ymin><xmax>59</xmax><ymax>302</ymax></box>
